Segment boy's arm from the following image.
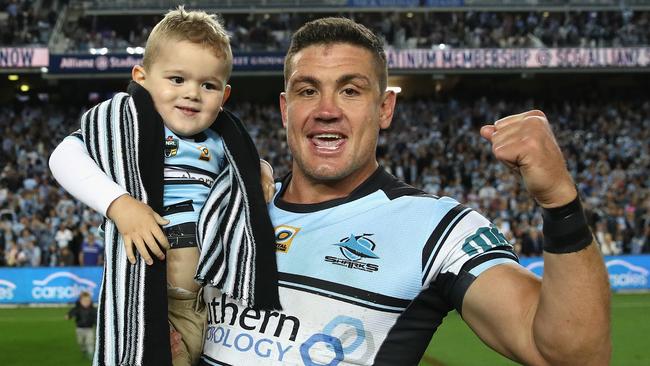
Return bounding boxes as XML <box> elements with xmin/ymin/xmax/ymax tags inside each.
<box><xmin>49</xmin><ymin>137</ymin><xmax>169</xmax><ymax>265</ymax></box>
<box><xmin>49</xmin><ymin>136</ymin><xmax>127</xmax><ymax>216</ymax></box>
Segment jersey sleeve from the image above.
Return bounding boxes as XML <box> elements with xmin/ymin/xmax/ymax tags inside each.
<box><xmin>49</xmin><ymin>135</ymin><xmax>128</xmax><ymax>216</ymax></box>
<box><xmin>423</xmin><ymin>207</ymin><xmax>519</xmax><ymax>313</ymax></box>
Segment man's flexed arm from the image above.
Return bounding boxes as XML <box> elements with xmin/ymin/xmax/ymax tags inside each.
<box><xmin>462</xmin><ymin>110</ymin><xmax>611</xmax><ymax>365</ymax></box>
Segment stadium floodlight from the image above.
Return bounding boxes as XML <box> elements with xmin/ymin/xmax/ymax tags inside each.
<box><xmin>8</xmin><ymin>75</ymin><xmax>19</xmax><ymax>81</ymax></box>
<box><xmin>387</xmin><ymin>86</ymin><xmax>402</xmax><ymax>94</ymax></box>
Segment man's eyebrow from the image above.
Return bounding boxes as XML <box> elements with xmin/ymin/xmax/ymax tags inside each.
<box><xmin>337</xmin><ymin>74</ymin><xmax>371</xmax><ymax>86</ymax></box>
<box><xmin>290</xmin><ymin>75</ymin><xmax>320</xmax><ymax>87</ymax></box>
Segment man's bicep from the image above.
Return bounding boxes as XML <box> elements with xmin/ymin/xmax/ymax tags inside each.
<box><xmin>461</xmin><ymin>263</ymin><xmax>548</xmax><ymax>365</ymax></box>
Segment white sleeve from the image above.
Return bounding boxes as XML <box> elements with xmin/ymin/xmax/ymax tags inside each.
<box><xmin>49</xmin><ymin>136</ymin><xmax>128</xmax><ymax>217</ymax></box>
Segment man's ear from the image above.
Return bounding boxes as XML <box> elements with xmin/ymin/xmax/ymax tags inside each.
<box><xmin>131</xmin><ymin>65</ymin><xmax>146</xmax><ymax>85</ymax></box>
<box><xmin>378</xmin><ymin>90</ymin><xmax>397</xmax><ymax>130</ymax></box>
<box><xmin>279</xmin><ymin>92</ymin><xmax>288</xmax><ymax>129</ymax></box>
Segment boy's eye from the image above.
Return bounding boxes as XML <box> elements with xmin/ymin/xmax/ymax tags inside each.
<box><xmin>169</xmin><ymin>76</ymin><xmax>184</xmax><ymax>84</ymax></box>
<box><xmin>202</xmin><ymin>82</ymin><xmax>217</xmax><ymax>91</ymax></box>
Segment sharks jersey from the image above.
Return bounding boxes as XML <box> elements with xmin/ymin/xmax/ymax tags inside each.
<box><xmin>200</xmin><ymin>168</ymin><xmax>519</xmax><ymax>366</ymax></box>
<box><xmin>162</xmin><ymin>126</ymin><xmax>226</xmax><ymax>228</ymax></box>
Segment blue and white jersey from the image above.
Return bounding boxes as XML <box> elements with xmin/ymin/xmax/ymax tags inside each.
<box><xmin>200</xmin><ymin>168</ymin><xmax>519</xmax><ymax>366</ymax></box>
<box><xmin>162</xmin><ymin>126</ymin><xmax>226</xmax><ymax>227</ymax></box>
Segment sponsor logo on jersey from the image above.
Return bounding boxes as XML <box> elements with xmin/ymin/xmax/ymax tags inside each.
<box><xmin>204</xmin><ymin>294</ymin><xmax>373</xmax><ymax>364</ymax></box>
<box><xmin>274</xmin><ymin>225</ymin><xmax>300</xmax><ymax>253</ymax></box>
<box><xmin>197</xmin><ymin>146</ymin><xmax>211</xmax><ymax>161</ymax></box>
<box><xmin>0</xmin><ymin>279</ymin><xmax>17</xmax><ymax>300</ymax></box>
<box><xmin>164</xmin><ymin>135</ymin><xmax>179</xmax><ymax>157</ymax></box>
<box><xmin>31</xmin><ymin>272</ymin><xmax>97</xmax><ymax>300</ymax></box>
<box><xmin>462</xmin><ymin>225</ymin><xmax>510</xmax><ymax>255</ymax></box>
<box><xmin>324</xmin><ymin>234</ymin><xmax>380</xmax><ymax>272</ymax></box>
<box><xmin>205</xmin><ymin>293</ymin><xmax>299</xmax><ymax>362</ymax></box>
<box><xmin>164</xmin><ymin>166</ymin><xmax>215</xmax><ymax>186</ymax></box>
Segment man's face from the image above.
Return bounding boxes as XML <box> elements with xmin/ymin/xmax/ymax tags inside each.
<box><xmin>132</xmin><ymin>40</ymin><xmax>231</xmax><ymax>137</ymax></box>
<box><xmin>280</xmin><ymin>43</ymin><xmax>395</xmax><ymax>187</ymax></box>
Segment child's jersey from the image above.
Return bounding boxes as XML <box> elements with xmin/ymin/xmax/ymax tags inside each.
<box><xmin>200</xmin><ymin>169</ymin><xmax>519</xmax><ymax>366</ymax></box>
<box><xmin>162</xmin><ymin>126</ymin><xmax>226</xmax><ymax>229</ymax></box>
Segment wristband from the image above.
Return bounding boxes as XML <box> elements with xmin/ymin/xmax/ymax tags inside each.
<box><xmin>541</xmin><ymin>196</ymin><xmax>593</xmax><ymax>254</ymax></box>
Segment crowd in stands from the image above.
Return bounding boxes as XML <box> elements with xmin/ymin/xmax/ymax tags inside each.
<box><xmin>55</xmin><ymin>10</ymin><xmax>650</xmax><ymax>54</ymax></box>
<box><xmin>1</xmin><ymin>0</ymin><xmax>60</xmax><ymax>46</ymax></box>
<box><xmin>1</xmin><ymin>94</ymin><xmax>648</xmax><ymax>267</ymax></box>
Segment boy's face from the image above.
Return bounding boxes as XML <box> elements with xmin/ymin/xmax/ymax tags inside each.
<box><xmin>132</xmin><ymin>40</ymin><xmax>231</xmax><ymax>137</ymax></box>
<box><xmin>80</xmin><ymin>296</ymin><xmax>92</xmax><ymax>307</ymax></box>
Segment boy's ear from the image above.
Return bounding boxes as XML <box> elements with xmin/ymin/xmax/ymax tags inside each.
<box><xmin>131</xmin><ymin>65</ymin><xmax>146</xmax><ymax>85</ymax></box>
<box><xmin>222</xmin><ymin>84</ymin><xmax>231</xmax><ymax>107</ymax></box>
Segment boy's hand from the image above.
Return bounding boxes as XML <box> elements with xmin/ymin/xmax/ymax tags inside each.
<box><xmin>260</xmin><ymin>159</ymin><xmax>276</xmax><ymax>203</ymax></box>
<box><xmin>107</xmin><ymin>194</ymin><xmax>170</xmax><ymax>265</ymax></box>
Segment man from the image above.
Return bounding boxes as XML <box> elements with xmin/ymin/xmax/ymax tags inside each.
<box><xmin>196</xmin><ymin>17</ymin><xmax>611</xmax><ymax>366</ymax></box>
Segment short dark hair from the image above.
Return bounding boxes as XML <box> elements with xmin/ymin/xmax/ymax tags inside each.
<box><xmin>284</xmin><ymin>17</ymin><xmax>388</xmax><ymax>93</ymax></box>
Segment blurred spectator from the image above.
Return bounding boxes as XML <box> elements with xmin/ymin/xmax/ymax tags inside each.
<box><xmin>54</xmin><ymin>223</ymin><xmax>73</xmax><ymax>249</ymax></box>
<box><xmin>0</xmin><ymin>95</ymin><xmax>648</xmax><ymax>264</ymax></box>
<box><xmin>4</xmin><ymin>240</ymin><xmax>19</xmax><ymax>266</ymax></box>
<box><xmin>79</xmin><ymin>233</ymin><xmax>103</xmax><ymax>266</ymax></box>
<box><xmin>595</xmin><ymin>220</ymin><xmax>620</xmax><ymax>255</ymax></box>
<box><xmin>56</xmin><ymin>11</ymin><xmax>650</xmax><ymax>53</ymax></box>
<box><xmin>44</xmin><ymin>242</ymin><xmax>59</xmax><ymax>267</ymax></box>
<box><xmin>1</xmin><ymin>0</ymin><xmax>58</xmax><ymax>45</ymax></box>
<box><xmin>58</xmin><ymin>246</ymin><xmax>75</xmax><ymax>266</ymax></box>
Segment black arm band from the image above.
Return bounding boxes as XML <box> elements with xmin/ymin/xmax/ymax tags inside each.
<box><xmin>541</xmin><ymin>196</ymin><xmax>593</xmax><ymax>254</ymax></box>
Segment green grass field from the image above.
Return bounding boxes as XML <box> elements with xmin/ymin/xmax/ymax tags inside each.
<box><xmin>1</xmin><ymin>293</ymin><xmax>648</xmax><ymax>366</ymax></box>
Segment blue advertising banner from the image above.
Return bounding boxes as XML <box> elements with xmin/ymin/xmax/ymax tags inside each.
<box><xmin>0</xmin><ymin>267</ymin><xmax>102</xmax><ymax>304</ymax></box>
<box><xmin>48</xmin><ymin>54</ymin><xmax>143</xmax><ymax>74</ymax></box>
<box><xmin>1</xmin><ymin>255</ymin><xmax>647</xmax><ymax>305</ymax></box>
<box><xmin>348</xmin><ymin>0</ymin><xmax>419</xmax><ymax>6</ymax></box>
<box><xmin>48</xmin><ymin>52</ymin><xmax>287</xmax><ymax>74</ymax></box>
<box><xmin>520</xmin><ymin>255</ymin><xmax>650</xmax><ymax>291</ymax></box>
<box><xmin>48</xmin><ymin>48</ymin><xmax>650</xmax><ymax>75</ymax></box>
<box><xmin>425</xmin><ymin>0</ymin><xmax>464</xmax><ymax>6</ymax></box>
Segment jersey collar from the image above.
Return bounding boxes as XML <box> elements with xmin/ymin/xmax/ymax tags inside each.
<box><xmin>274</xmin><ymin>167</ymin><xmax>393</xmax><ymax>213</ymax></box>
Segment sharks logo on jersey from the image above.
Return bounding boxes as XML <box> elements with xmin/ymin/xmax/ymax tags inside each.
<box><xmin>325</xmin><ymin>234</ymin><xmax>380</xmax><ymax>272</ymax></box>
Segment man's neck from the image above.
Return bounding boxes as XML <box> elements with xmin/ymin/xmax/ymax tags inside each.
<box><xmin>282</xmin><ymin>163</ymin><xmax>378</xmax><ymax>204</ymax></box>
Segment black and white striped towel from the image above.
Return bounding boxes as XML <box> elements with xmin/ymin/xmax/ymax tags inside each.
<box><xmin>80</xmin><ymin>82</ymin><xmax>280</xmax><ymax>366</ymax></box>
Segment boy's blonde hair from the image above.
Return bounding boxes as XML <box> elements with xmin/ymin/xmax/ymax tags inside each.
<box><xmin>143</xmin><ymin>6</ymin><xmax>233</xmax><ymax>79</ymax></box>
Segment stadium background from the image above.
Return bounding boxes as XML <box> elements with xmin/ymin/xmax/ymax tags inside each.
<box><xmin>1</xmin><ymin>0</ymin><xmax>649</xmax><ymax>365</ymax></box>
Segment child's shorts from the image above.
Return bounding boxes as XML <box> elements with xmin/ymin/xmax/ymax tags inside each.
<box><xmin>168</xmin><ymin>285</ymin><xmax>206</xmax><ymax>366</ymax></box>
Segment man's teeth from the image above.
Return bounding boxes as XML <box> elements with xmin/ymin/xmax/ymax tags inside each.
<box><xmin>313</xmin><ymin>134</ymin><xmax>344</xmax><ymax>149</ymax></box>
<box><xmin>314</xmin><ymin>133</ymin><xmax>342</xmax><ymax>139</ymax></box>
